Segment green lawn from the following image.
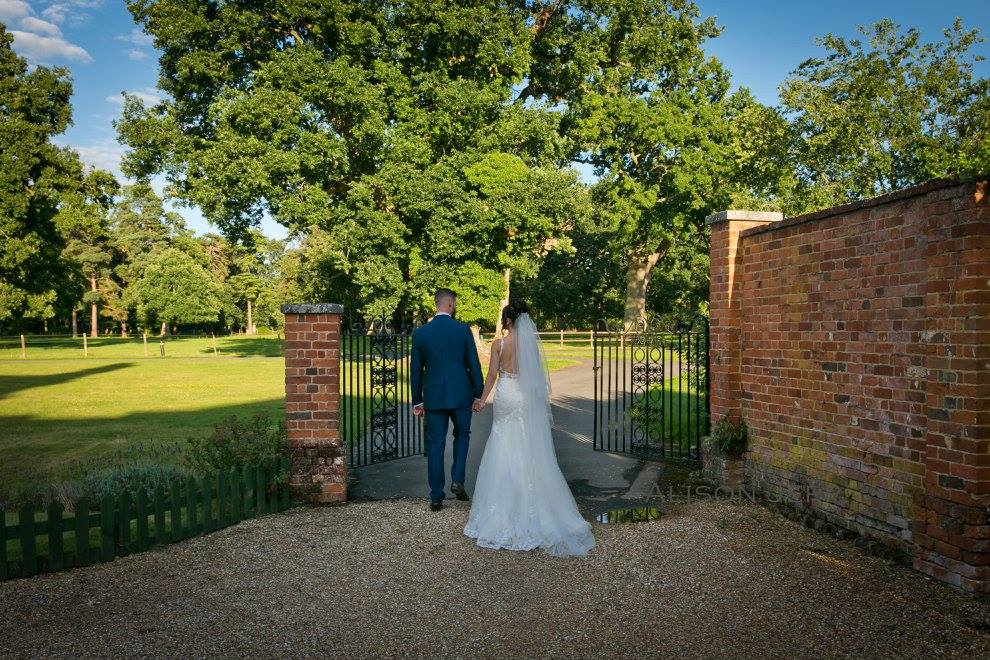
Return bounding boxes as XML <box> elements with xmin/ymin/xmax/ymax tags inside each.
<box><xmin>0</xmin><ymin>356</ymin><xmax>285</xmax><ymax>494</ymax></box>
<box><xmin>0</xmin><ymin>336</ymin><xmax>582</xmax><ymax>499</ymax></box>
<box><xmin>0</xmin><ymin>334</ymin><xmax>283</xmax><ymax>360</ymax></box>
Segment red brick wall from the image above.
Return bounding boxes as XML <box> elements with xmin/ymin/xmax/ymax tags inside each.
<box><xmin>281</xmin><ymin>304</ymin><xmax>346</xmax><ymax>503</ymax></box>
<box><xmin>707</xmin><ymin>179</ymin><xmax>989</xmax><ymax>592</ymax></box>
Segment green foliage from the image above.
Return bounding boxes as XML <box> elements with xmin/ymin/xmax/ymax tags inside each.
<box><xmin>79</xmin><ymin>463</ymin><xmax>192</xmax><ymax>502</ymax></box>
<box><xmin>0</xmin><ymin>27</ymin><xmax>116</xmax><ymax>325</ymax></box>
<box><xmin>183</xmin><ymin>414</ymin><xmax>287</xmax><ymax>475</ymax></box>
<box><xmin>7</xmin><ymin>10</ymin><xmax>988</xmax><ymax>336</ymax></box>
<box><xmin>515</xmin><ymin>221</ymin><xmax>625</xmax><ymax>328</ymax></box>
<box><xmin>440</xmin><ymin>262</ymin><xmax>505</xmax><ymax>328</ymax></box>
<box><xmin>535</xmin><ymin>1</ymin><xmax>736</xmax><ymax>324</ymax></box>
<box><xmin>117</xmin><ymin>0</ymin><xmax>589</xmax><ymax>323</ymax></box>
<box><xmin>780</xmin><ymin>19</ymin><xmax>990</xmax><ymax>211</ymax></box>
<box><xmin>130</xmin><ymin>248</ymin><xmax>224</xmax><ymax>326</ymax></box>
<box><xmin>711</xmin><ymin>417</ymin><xmax>748</xmax><ymax>459</ymax></box>
<box><xmin>0</xmin><ymin>443</ymin><xmax>190</xmax><ymax>509</ymax></box>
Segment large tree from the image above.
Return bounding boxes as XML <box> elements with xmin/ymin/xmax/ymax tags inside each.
<box><xmin>117</xmin><ymin>0</ymin><xmax>586</xmax><ymax>322</ymax></box>
<box><xmin>129</xmin><ymin>247</ymin><xmax>223</xmax><ymax>331</ymax></box>
<box><xmin>517</xmin><ymin>0</ymin><xmax>738</xmax><ymax>327</ymax></box>
<box><xmin>59</xmin><ymin>171</ymin><xmax>120</xmax><ymax>337</ymax></box>
<box><xmin>780</xmin><ymin>18</ymin><xmax>990</xmax><ymax>211</ymax></box>
<box><xmin>0</xmin><ymin>25</ymin><xmax>111</xmax><ymax>328</ymax></box>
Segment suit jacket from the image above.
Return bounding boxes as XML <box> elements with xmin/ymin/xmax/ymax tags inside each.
<box><xmin>410</xmin><ymin>314</ymin><xmax>484</xmax><ymax>410</ymax></box>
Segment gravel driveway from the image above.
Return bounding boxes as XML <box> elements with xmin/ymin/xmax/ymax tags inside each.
<box><xmin>1</xmin><ymin>498</ymin><xmax>988</xmax><ymax>658</ymax></box>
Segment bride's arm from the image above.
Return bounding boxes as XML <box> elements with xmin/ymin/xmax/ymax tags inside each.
<box><xmin>475</xmin><ymin>338</ymin><xmax>501</xmax><ymax>410</ymax></box>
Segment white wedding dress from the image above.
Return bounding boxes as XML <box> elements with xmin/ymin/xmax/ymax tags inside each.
<box><xmin>463</xmin><ymin>314</ymin><xmax>595</xmax><ymax>557</ymax></box>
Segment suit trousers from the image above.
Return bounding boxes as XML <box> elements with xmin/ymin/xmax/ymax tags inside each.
<box><xmin>424</xmin><ymin>405</ymin><xmax>473</xmax><ymax>503</ymax></box>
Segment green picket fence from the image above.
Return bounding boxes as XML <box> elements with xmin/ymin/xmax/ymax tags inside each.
<box><xmin>0</xmin><ymin>457</ymin><xmax>291</xmax><ymax>581</ymax></box>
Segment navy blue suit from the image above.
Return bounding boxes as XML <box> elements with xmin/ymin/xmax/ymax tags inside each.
<box><xmin>410</xmin><ymin>314</ymin><xmax>484</xmax><ymax>503</ymax></box>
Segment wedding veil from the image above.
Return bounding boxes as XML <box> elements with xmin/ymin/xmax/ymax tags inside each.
<box><xmin>513</xmin><ymin>313</ymin><xmax>554</xmax><ymax>424</ymax></box>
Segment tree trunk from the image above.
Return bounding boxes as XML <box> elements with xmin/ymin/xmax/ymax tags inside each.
<box><xmin>622</xmin><ymin>250</ymin><xmax>663</xmax><ymax>329</ymax></box>
<box><xmin>120</xmin><ymin>320</ymin><xmax>128</xmax><ymax>337</ymax></box>
<box><xmin>493</xmin><ymin>267</ymin><xmax>512</xmax><ymax>337</ymax></box>
<box><xmin>71</xmin><ymin>309</ymin><xmax>78</xmax><ymax>338</ymax></box>
<box><xmin>470</xmin><ymin>325</ymin><xmax>488</xmax><ymax>362</ymax></box>
<box><xmin>246</xmin><ymin>298</ymin><xmax>254</xmax><ymax>335</ymax></box>
<box><xmin>160</xmin><ymin>321</ymin><xmax>168</xmax><ymax>337</ymax></box>
<box><xmin>89</xmin><ymin>275</ymin><xmax>98</xmax><ymax>338</ymax></box>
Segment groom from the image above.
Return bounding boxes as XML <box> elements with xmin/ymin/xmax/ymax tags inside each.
<box><xmin>410</xmin><ymin>288</ymin><xmax>484</xmax><ymax>511</ymax></box>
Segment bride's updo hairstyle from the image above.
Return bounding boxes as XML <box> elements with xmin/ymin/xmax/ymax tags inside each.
<box><xmin>501</xmin><ymin>298</ymin><xmax>530</xmax><ymax>328</ymax></box>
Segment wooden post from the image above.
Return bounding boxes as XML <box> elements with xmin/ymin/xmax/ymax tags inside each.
<box><xmin>560</xmin><ymin>329</ymin><xmax>564</xmax><ymax>348</ymax></box>
<box><xmin>20</xmin><ymin>334</ymin><xmax>26</xmax><ymax>359</ymax></box>
<box><xmin>82</xmin><ymin>334</ymin><xmax>88</xmax><ymax>358</ymax></box>
<box><xmin>143</xmin><ymin>332</ymin><xmax>148</xmax><ymax>357</ymax></box>
<box><xmin>211</xmin><ymin>332</ymin><xmax>218</xmax><ymax>356</ymax></box>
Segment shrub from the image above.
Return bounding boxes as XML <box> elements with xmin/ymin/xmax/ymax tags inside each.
<box><xmin>0</xmin><ymin>418</ymin><xmax>288</xmax><ymax>512</ymax></box>
<box><xmin>0</xmin><ymin>443</ymin><xmax>190</xmax><ymax>510</ymax></box>
<box><xmin>183</xmin><ymin>414</ymin><xmax>286</xmax><ymax>475</ymax></box>
<box><xmin>79</xmin><ymin>463</ymin><xmax>192</xmax><ymax>502</ymax></box>
<box><xmin>711</xmin><ymin>416</ymin><xmax>748</xmax><ymax>459</ymax></box>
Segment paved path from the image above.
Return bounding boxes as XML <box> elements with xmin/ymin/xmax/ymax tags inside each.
<box><xmin>351</xmin><ymin>360</ymin><xmax>668</xmax><ymax>515</ymax></box>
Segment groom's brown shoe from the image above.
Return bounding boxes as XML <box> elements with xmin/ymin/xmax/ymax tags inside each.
<box><xmin>451</xmin><ymin>482</ymin><xmax>470</xmax><ymax>502</ymax></box>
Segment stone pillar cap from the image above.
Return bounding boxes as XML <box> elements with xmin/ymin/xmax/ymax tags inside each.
<box><xmin>280</xmin><ymin>303</ymin><xmax>345</xmax><ymax>314</ymax></box>
<box><xmin>705</xmin><ymin>210</ymin><xmax>783</xmax><ymax>226</ymax></box>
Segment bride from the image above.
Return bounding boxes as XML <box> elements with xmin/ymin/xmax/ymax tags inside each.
<box><xmin>464</xmin><ymin>299</ymin><xmax>596</xmax><ymax>557</ymax></box>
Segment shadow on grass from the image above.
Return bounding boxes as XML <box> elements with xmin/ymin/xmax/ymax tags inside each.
<box><xmin>197</xmin><ymin>337</ymin><xmax>284</xmax><ymax>358</ymax></box>
<box><xmin>0</xmin><ymin>398</ymin><xmax>285</xmax><ymax>498</ymax></box>
<box><xmin>0</xmin><ymin>363</ymin><xmax>134</xmax><ymax>400</ymax></box>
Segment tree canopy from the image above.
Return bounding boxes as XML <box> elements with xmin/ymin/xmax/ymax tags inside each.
<box><xmin>0</xmin><ymin>27</ymin><xmax>115</xmax><ymax>325</ymax></box>
<box><xmin>779</xmin><ymin>18</ymin><xmax>990</xmax><ymax>212</ymax></box>
<box><xmin>3</xmin><ymin>10</ymin><xmax>987</xmax><ymax>335</ymax></box>
<box><xmin>117</xmin><ymin>0</ymin><xmax>588</xmax><ymax>320</ymax></box>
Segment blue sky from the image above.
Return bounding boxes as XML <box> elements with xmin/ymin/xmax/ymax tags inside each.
<box><xmin>2</xmin><ymin>0</ymin><xmax>987</xmax><ymax>240</ymax></box>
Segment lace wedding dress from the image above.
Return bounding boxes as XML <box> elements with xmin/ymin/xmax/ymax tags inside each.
<box><xmin>463</xmin><ymin>314</ymin><xmax>595</xmax><ymax>557</ymax></box>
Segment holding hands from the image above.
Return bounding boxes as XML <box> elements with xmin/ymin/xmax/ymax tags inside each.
<box><xmin>472</xmin><ymin>398</ymin><xmax>486</xmax><ymax>413</ymax></box>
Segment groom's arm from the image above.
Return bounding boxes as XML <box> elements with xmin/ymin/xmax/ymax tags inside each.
<box><xmin>410</xmin><ymin>331</ymin><xmax>424</xmax><ymax>411</ymax></box>
<box><xmin>464</xmin><ymin>325</ymin><xmax>484</xmax><ymax>401</ymax></box>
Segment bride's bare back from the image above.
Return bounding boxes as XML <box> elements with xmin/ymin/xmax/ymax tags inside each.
<box><xmin>495</xmin><ymin>332</ymin><xmax>518</xmax><ymax>375</ymax></box>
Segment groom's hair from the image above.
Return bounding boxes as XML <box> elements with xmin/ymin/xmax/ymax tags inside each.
<box><xmin>434</xmin><ymin>288</ymin><xmax>457</xmax><ymax>307</ymax></box>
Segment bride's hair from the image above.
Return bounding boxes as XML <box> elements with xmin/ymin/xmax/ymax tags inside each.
<box><xmin>501</xmin><ymin>298</ymin><xmax>530</xmax><ymax>327</ymax></box>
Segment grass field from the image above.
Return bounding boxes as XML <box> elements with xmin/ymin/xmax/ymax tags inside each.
<box><xmin>0</xmin><ymin>336</ymin><xmax>588</xmax><ymax>496</ymax></box>
<box><xmin>0</xmin><ymin>334</ymin><xmax>283</xmax><ymax>360</ymax></box>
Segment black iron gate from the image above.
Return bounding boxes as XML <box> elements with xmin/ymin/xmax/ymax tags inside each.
<box><xmin>340</xmin><ymin>318</ymin><xmax>423</xmax><ymax>467</ymax></box>
<box><xmin>592</xmin><ymin>317</ymin><xmax>710</xmax><ymax>461</ymax></box>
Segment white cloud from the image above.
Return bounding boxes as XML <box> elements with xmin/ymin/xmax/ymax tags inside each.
<box><xmin>116</xmin><ymin>28</ymin><xmax>155</xmax><ymax>61</ymax></box>
<box><xmin>10</xmin><ymin>29</ymin><xmax>91</xmax><ymax>63</ymax></box>
<box><xmin>0</xmin><ymin>0</ymin><xmax>32</xmax><ymax>23</ymax></box>
<box><xmin>40</xmin><ymin>4</ymin><xmax>65</xmax><ymax>23</ymax></box>
<box><xmin>19</xmin><ymin>16</ymin><xmax>61</xmax><ymax>37</ymax></box>
<box><xmin>116</xmin><ymin>27</ymin><xmax>154</xmax><ymax>47</ymax></box>
<box><xmin>2</xmin><ymin>1</ymin><xmax>92</xmax><ymax>64</ymax></box>
<box><xmin>106</xmin><ymin>87</ymin><xmax>161</xmax><ymax>106</ymax></box>
<box><xmin>57</xmin><ymin>139</ymin><xmax>126</xmax><ymax>175</ymax></box>
<box><xmin>41</xmin><ymin>1</ymin><xmax>104</xmax><ymax>26</ymax></box>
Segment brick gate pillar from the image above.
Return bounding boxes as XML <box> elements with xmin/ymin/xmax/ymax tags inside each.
<box><xmin>280</xmin><ymin>303</ymin><xmax>347</xmax><ymax>503</ymax></box>
<box><xmin>706</xmin><ymin>210</ymin><xmax>782</xmax><ymax>423</ymax></box>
